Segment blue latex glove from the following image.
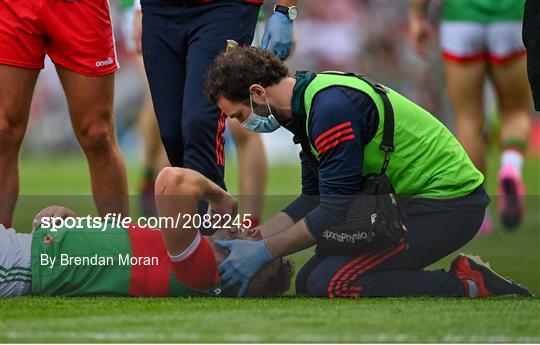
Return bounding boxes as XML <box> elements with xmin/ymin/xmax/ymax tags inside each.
<box><xmin>215</xmin><ymin>239</ymin><xmax>274</xmax><ymax>297</ymax></box>
<box><xmin>261</xmin><ymin>12</ymin><xmax>293</xmax><ymax>60</ymax></box>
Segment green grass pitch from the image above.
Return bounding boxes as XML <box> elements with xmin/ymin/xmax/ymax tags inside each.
<box><xmin>1</xmin><ymin>153</ymin><xmax>539</xmax><ymax>343</ymax></box>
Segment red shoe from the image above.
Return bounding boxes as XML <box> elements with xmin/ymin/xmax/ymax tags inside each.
<box><xmin>450</xmin><ymin>254</ymin><xmax>533</xmax><ymax>298</ymax></box>
<box><xmin>497</xmin><ymin>165</ymin><xmax>525</xmax><ymax>230</ymax></box>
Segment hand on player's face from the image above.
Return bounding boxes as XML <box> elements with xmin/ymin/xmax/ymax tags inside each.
<box><xmin>215</xmin><ymin>239</ymin><xmax>273</xmax><ymax>296</ymax></box>
<box><xmin>32</xmin><ymin>206</ymin><xmax>76</xmax><ymax>230</ymax></box>
<box><xmin>207</xmin><ymin>227</ymin><xmax>249</xmax><ymax>265</ymax></box>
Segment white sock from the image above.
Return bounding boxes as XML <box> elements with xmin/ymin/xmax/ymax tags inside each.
<box><xmin>168</xmin><ymin>232</ymin><xmax>201</xmax><ymax>262</ymax></box>
<box><xmin>501</xmin><ymin>149</ymin><xmax>524</xmax><ymax>175</ymax></box>
<box><xmin>466</xmin><ymin>280</ymin><xmax>479</xmax><ymax>298</ymax></box>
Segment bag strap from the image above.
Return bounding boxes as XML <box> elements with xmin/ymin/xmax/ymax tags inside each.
<box><xmin>319</xmin><ymin>72</ymin><xmax>395</xmax><ymax>174</ymax></box>
<box><xmin>361</xmin><ymin>76</ymin><xmax>394</xmax><ymax>174</ymax></box>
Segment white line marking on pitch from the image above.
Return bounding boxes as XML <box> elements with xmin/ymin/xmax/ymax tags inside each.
<box><xmin>3</xmin><ymin>331</ymin><xmax>540</xmax><ymax>343</ymax></box>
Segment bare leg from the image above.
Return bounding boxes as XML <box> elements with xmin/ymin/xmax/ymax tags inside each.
<box><xmin>0</xmin><ymin>66</ymin><xmax>40</xmax><ymax>225</ymax></box>
<box><xmin>228</xmin><ymin>118</ymin><xmax>267</xmax><ymax>225</ymax></box>
<box><xmin>55</xmin><ymin>66</ymin><xmax>129</xmax><ymax>216</ymax></box>
<box><xmin>155</xmin><ymin>167</ymin><xmax>241</xmax><ymax>294</ymax></box>
<box><xmin>135</xmin><ymin>56</ymin><xmax>168</xmax><ymax>174</ymax></box>
<box><xmin>489</xmin><ymin>57</ymin><xmax>531</xmax><ymax>149</ymax></box>
<box><xmin>136</xmin><ymin>56</ymin><xmax>168</xmax><ymax>216</ymax></box>
<box><xmin>489</xmin><ymin>56</ymin><xmax>531</xmax><ymax>229</ymax></box>
<box><xmin>155</xmin><ymin>167</ymin><xmax>238</xmax><ymax>254</ymax></box>
<box><xmin>154</xmin><ymin>167</ymin><xmax>205</xmax><ymax>255</ymax></box>
<box><xmin>444</xmin><ymin>60</ymin><xmax>488</xmax><ymax>173</ymax></box>
<box><xmin>445</xmin><ymin>60</ymin><xmax>492</xmax><ymax>234</ymax></box>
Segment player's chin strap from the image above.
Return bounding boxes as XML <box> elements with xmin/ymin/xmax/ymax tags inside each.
<box><xmin>319</xmin><ymin>72</ymin><xmax>395</xmax><ymax>175</ymax></box>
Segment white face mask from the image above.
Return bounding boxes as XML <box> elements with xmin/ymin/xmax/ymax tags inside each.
<box><xmin>241</xmin><ymin>93</ymin><xmax>281</xmax><ymax>133</ymax></box>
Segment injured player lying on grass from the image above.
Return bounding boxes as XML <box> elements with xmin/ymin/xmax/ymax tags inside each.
<box><xmin>0</xmin><ymin>167</ymin><xmax>293</xmax><ymax>297</ymax></box>
<box><xmin>1</xmin><ymin>167</ymin><xmax>533</xmax><ymax>298</ymax></box>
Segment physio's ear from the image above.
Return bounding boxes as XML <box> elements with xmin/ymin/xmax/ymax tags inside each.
<box><xmin>249</xmin><ymin>84</ymin><xmax>266</xmax><ymax>104</ymax></box>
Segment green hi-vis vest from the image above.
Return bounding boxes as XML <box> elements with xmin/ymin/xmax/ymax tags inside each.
<box><xmin>303</xmin><ymin>73</ymin><xmax>484</xmax><ymax>198</ymax></box>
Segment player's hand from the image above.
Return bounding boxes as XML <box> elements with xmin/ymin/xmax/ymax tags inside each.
<box><xmin>32</xmin><ymin>206</ymin><xmax>76</xmax><ymax>231</ymax></box>
<box><xmin>215</xmin><ymin>239</ymin><xmax>274</xmax><ymax>296</ymax></box>
<box><xmin>208</xmin><ymin>194</ymin><xmax>238</xmax><ymax>218</ymax></box>
<box><xmin>408</xmin><ymin>13</ymin><xmax>435</xmax><ymax>59</ymax></box>
<box><xmin>246</xmin><ymin>226</ymin><xmax>263</xmax><ymax>240</ymax></box>
<box><xmin>261</xmin><ymin>12</ymin><xmax>293</xmax><ymax>60</ymax></box>
<box><xmin>133</xmin><ymin>9</ymin><xmax>143</xmax><ymax>54</ymax></box>
<box><xmin>228</xmin><ymin>226</ymin><xmax>263</xmax><ymax>240</ymax></box>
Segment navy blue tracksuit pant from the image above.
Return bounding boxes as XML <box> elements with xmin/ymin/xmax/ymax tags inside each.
<box><xmin>141</xmin><ymin>0</ymin><xmax>260</xmax><ymax>187</ymax></box>
<box><xmin>296</xmin><ymin>187</ymin><xmax>491</xmax><ymax>297</ymax></box>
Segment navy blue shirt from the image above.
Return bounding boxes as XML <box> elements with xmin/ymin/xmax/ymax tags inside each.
<box><xmin>283</xmin><ymin>85</ymin><xmax>379</xmax><ymax>238</ymax></box>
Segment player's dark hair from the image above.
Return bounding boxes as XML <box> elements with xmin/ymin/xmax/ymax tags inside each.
<box><xmin>253</xmin><ymin>257</ymin><xmax>295</xmax><ymax>297</ymax></box>
<box><xmin>204</xmin><ymin>47</ymin><xmax>289</xmax><ymax>104</ymax></box>
<box><xmin>222</xmin><ymin>257</ymin><xmax>295</xmax><ymax>297</ymax></box>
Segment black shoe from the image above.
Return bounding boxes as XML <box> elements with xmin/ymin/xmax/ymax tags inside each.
<box><xmin>451</xmin><ymin>254</ymin><xmax>534</xmax><ymax>297</ymax></box>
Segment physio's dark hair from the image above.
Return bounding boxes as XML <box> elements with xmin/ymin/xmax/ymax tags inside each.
<box><xmin>204</xmin><ymin>47</ymin><xmax>289</xmax><ymax>104</ymax></box>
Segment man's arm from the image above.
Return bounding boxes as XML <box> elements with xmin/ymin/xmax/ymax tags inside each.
<box><xmin>260</xmin><ymin>150</ymin><xmax>320</xmax><ymax>238</ymax></box>
<box><xmin>410</xmin><ymin>0</ymin><xmax>429</xmax><ymax>17</ymax></box>
<box><xmin>261</xmin><ymin>0</ymin><xmax>298</xmax><ymax>60</ymax></box>
<box><xmin>264</xmin><ymin>218</ymin><xmax>315</xmax><ymax>257</ymax></box>
<box><xmin>409</xmin><ymin>0</ymin><xmax>434</xmax><ymax>58</ymax></box>
<box><xmin>258</xmin><ymin>212</ymin><xmax>294</xmax><ymax>238</ymax></box>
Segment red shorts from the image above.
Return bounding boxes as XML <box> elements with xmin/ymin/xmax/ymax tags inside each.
<box><xmin>169</xmin><ymin>235</ymin><xmax>220</xmax><ymax>291</ymax></box>
<box><xmin>0</xmin><ymin>0</ymin><xmax>118</xmax><ymax>76</ymax></box>
<box><xmin>127</xmin><ymin>225</ymin><xmax>219</xmax><ymax>296</ymax></box>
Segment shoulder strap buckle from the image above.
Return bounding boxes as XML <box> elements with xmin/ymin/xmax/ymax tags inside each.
<box><xmin>380</xmin><ymin>144</ymin><xmax>394</xmax><ymax>153</ymax></box>
<box><xmin>373</xmin><ymin>83</ymin><xmax>388</xmax><ymax>94</ymax></box>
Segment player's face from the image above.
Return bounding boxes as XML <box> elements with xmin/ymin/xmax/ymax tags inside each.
<box><xmin>206</xmin><ymin>228</ymin><xmax>258</xmax><ymax>264</ymax></box>
<box><xmin>216</xmin><ymin>96</ymin><xmax>251</xmax><ymax>123</ymax></box>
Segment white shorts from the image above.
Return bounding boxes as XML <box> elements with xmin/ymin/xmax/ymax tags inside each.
<box><xmin>0</xmin><ymin>225</ymin><xmax>32</xmax><ymax>297</ymax></box>
<box><xmin>440</xmin><ymin>21</ymin><xmax>526</xmax><ymax>64</ymax></box>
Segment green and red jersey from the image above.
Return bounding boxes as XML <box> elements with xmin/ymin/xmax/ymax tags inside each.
<box><xmin>31</xmin><ymin>223</ymin><xmax>220</xmax><ymax>297</ymax></box>
<box><xmin>442</xmin><ymin>0</ymin><xmax>524</xmax><ymax>23</ymax></box>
